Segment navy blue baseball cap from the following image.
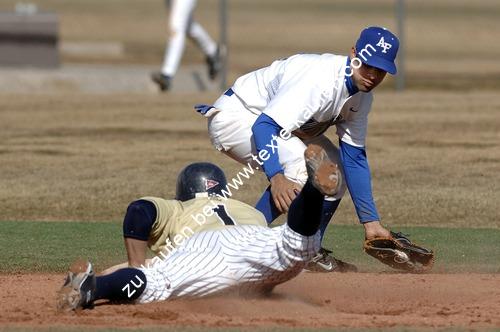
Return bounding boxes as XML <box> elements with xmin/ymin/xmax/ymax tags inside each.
<box><xmin>355</xmin><ymin>26</ymin><xmax>399</xmax><ymax>75</ymax></box>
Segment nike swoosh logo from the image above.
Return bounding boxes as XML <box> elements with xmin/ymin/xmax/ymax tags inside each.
<box><xmin>349</xmin><ymin>107</ymin><xmax>358</xmax><ymax>112</ymax></box>
<box><xmin>315</xmin><ymin>261</ymin><xmax>333</xmax><ymax>271</ymax></box>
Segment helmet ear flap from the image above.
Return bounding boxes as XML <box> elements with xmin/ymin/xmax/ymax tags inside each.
<box><xmin>175</xmin><ymin>162</ymin><xmax>228</xmax><ymax>201</ymax></box>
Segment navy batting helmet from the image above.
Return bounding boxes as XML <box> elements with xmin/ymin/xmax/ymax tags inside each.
<box><xmin>175</xmin><ymin>162</ymin><xmax>228</xmax><ymax>201</ymax></box>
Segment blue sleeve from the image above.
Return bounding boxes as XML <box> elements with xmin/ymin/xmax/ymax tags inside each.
<box><xmin>339</xmin><ymin>140</ymin><xmax>380</xmax><ymax>223</ymax></box>
<box><xmin>251</xmin><ymin>113</ymin><xmax>284</xmax><ymax>179</ymax></box>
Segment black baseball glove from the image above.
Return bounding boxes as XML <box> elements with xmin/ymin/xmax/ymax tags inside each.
<box><xmin>363</xmin><ymin>231</ymin><xmax>434</xmax><ymax>273</ymax></box>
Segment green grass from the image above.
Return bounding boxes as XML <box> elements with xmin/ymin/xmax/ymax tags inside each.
<box><xmin>323</xmin><ymin>225</ymin><xmax>500</xmax><ymax>273</ymax></box>
<box><xmin>0</xmin><ymin>221</ymin><xmax>124</xmax><ymax>273</ymax></box>
<box><xmin>0</xmin><ymin>221</ymin><xmax>498</xmax><ymax>274</ymax></box>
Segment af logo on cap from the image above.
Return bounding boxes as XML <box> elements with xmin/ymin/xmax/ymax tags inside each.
<box><xmin>376</xmin><ymin>37</ymin><xmax>392</xmax><ymax>53</ymax></box>
<box><xmin>355</xmin><ymin>26</ymin><xmax>399</xmax><ymax>74</ymax></box>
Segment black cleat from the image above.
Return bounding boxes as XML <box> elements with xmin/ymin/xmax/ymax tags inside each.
<box><xmin>206</xmin><ymin>45</ymin><xmax>224</xmax><ymax>80</ymax></box>
<box><xmin>151</xmin><ymin>72</ymin><xmax>172</xmax><ymax>91</ymax></box>
<box><xmin>305</xmin><ymin>248</ymin><xmax>358</xmax><ymax>273</ymax></box>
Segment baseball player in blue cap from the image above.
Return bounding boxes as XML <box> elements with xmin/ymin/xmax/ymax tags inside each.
<box><xmin>195</xmin><ymin>26</ymin><xmax>402</xmax><ymax>272</ymax></box>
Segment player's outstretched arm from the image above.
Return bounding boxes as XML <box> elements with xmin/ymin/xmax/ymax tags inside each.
<box><xmin>122</xmin><ymin>199</ymin><xmax>157</xmax><ymax>265</ymax></box>
<box><xmin>125</xmin><ymin>237</ymin><xmax>149</xmax><ymax>267</ymax></box>
<box><xmin>100</xmin><ymin>257</ymin><xmax>155</xmax><ymax>276</ymax></box>
<box><xmin>100</xmin><ymin>261</ymin><xmax>129</xmax><ymax>276</ymax></box>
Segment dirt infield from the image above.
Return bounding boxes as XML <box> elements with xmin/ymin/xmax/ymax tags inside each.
<box><xmin>1</xmin><ymin>273</ymin><xmax>498</xmax><ymax>330</ymax></box>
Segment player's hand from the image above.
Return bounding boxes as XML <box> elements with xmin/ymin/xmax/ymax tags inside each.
<box><xmin>269</xmin><ymin>173</ymin><xmax>302</xmax><ymax>213</ymax></box>
<box><xmin>363</xmin><ymin>221</ymin><xmax>391</xmax><ymax>240</ymax></box>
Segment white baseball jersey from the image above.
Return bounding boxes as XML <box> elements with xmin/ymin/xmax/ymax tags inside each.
<box><xmin>206</xmin><ymin>54</ymin><xmax>373</xmax><ymax>195</ymax></box>
<box><xmin>138</xmin><ymin>224</ymin><xmax>320</xmax><ymax>303</ymax></box>
<box><xmin>229</xmin><ymin>53</ymin><xmax>373</xmax><ymax>147</ymax></box>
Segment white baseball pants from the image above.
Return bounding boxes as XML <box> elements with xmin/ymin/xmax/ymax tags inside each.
<box><xmin>161</xmin><ymin>0</ymin><xmax>217</xmax><ymax>76</ymax></box>
<box><xmin>208</xmin><ymin>92</ymin><xmax>347</xmax><ymax>200</ymax></box>
<box><xmin>138</xmin><ymin>224</ymin><xmax>320</xmax><ymax>303</ymax></box>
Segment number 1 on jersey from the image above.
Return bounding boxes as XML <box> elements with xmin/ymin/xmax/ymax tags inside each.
<box><xmin>213</xmin><ymin>204</ymin><xmax>236</xmax><ymax>225</ymax></box>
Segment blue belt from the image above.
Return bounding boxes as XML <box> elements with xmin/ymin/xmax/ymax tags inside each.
<box><xmin>224</xmin><ymin>88</ymin><xmax>234</xmax><ymax>96</ymax></box>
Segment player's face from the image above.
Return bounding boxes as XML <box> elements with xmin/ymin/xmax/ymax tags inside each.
<box><xmin>350</xmin><ymin>49</ymin><xmax>387</xmax><ymax>92</ymax></box>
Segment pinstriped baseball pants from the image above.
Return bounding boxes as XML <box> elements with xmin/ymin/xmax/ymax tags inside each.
<box><xmin>137</xmin><ymin>224</ymin><xmax>320</xmax><ymax>303</ymax></box>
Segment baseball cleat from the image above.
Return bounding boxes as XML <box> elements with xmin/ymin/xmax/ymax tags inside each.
<box><xmin>57</xmin><ymin>259</ymin><xmax>96</xmax><ymax>312</ymax></box>
<box><xmin>304</xmin><ymin>248</ymin><xmax>358</xmax><ymax>273</ymax></box>
<box><xmin>206</xmin><ymin>45</ymin><xmax>225</xmax><ymax>80</ymax></box>
<box><xmin>151</xmin><ymin>72</ymin><xmax>172</xmax><ymax>91</ymax></box>
<box><xmin>304</xmin><ymin>144</ymin><xmax>342</xmax><ymax>196</ymax></box>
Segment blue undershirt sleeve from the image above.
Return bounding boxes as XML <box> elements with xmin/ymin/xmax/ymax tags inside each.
<box><xmin>251</xmin><ymin>113</ymin><xmax>284</xmax><ymax>179</ymax></box>
<box><xmin>339</xmin><ymin>140</ymin><xmax>380</xmax><ymax>223</ymax></box>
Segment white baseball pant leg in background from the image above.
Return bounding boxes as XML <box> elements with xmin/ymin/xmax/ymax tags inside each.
<box><xmin>162</xmin><ymin>0</ymin><xmax>217</xmax><ymax>77</ymax></box>
<box><xmin>208</xmin><ymin>93</ymin><xmax>347</xmax><ymax>200</ymax></box>
<box><xmin>137</xmin><ymin>224</ymin><xmax>320</xmax><ymax>303</ymax></box>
